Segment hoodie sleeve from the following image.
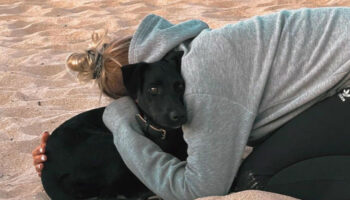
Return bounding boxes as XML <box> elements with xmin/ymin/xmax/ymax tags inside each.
<box><xmin>103</xmin><ymin>95</ymin><xmax>255</xmax><ymax>200</ymax></box>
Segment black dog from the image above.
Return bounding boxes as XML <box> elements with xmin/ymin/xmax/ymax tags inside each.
<box><xmin>41</xmin><ymin>51</ymin><xmax>187</xmax><ymax>200</ymax></box>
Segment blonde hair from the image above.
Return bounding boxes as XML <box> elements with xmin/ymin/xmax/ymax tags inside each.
<box><xmin>66</xmin><ymin>32</ymin><xmax>132</xmax><ymax>99</ymax></box>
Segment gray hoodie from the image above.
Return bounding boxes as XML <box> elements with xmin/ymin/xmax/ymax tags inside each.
<box><xmin>103</xmin><ymin>7</ymin><xmax>350</xmax><ymax>200</ymax></box>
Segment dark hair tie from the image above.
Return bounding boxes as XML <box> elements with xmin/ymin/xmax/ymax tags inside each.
<box><xmin>93</xmin><ymin>52</ymin><xmax>103</xmax><ymax>79</ymax></box>
<box><xmin>90</xmin><ymin>43</ymin><xmax>108</xmax><ymax>79</ymax></box>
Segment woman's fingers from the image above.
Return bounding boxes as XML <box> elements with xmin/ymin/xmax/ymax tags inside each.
<box><xmin>32</xmin><ymin>131</ymin><xmax>49</xmax><ymax>157</ymax></box>
<box><xmin>32</xmin><ymin>144</ymin><xmax>46</xmax><ymax>156</ymax></box>
<box><xmin>32</xmin><ymin>145</ymin><xmax>41</xmax><ymax>157</ymax></box>
<box><xmin>41</xmin><ymin>131</ymin><xmax>50</xmax><ymax>144</ymax></box>
<box><xmin>35</xmin><ymin>163</ymin><xmax>44</xmax><ymax>173</ymax></box>
<box><xmin>33</xmin><ymin>154</ymin><xmax>47</xmax><ymax>165</ymax></box>
<box><xmin>32</xmin><ymin>131</ymin><xmax>50</xmax><ymax>176</ymax></box>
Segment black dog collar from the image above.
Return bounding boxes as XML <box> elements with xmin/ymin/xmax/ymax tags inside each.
<box><xmin>135</xmin><ymin>114</ymin><xmax>167</xmax><ymax>140</ymax></box>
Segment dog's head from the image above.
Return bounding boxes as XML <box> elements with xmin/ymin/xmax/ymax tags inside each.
<box><xmin>121</xmin><ymin>51</ymin><xmax>186</xmax><ymax>129</ymax></box>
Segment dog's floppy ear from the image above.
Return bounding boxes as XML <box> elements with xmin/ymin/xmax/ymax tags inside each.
<box><xmin>121</xmin><ymin>62</ymin><xmax>148</xmax><ymax>100</ymax></box>
<box><xmin>164</xmin><ymin>50</ymin><xmax>184</xmax><ymax>66</ymax></box>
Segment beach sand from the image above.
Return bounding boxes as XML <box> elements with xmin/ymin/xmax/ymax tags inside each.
<box><xmin>0</xmin><ymin>0</ymin><xmax>349</xmax><ymax>199</ymax></box>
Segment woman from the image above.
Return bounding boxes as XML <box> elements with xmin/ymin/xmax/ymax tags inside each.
<box><xmin>33</xmin><ymin>7</ymin><xmax>350</xmax><ymax>199</ymax></box>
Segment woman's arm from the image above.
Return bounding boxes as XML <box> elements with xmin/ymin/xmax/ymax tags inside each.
<box><xmin>103</xmin><ymin>96</ymin><xmax>255</xmax><ymax>200</ymax></box>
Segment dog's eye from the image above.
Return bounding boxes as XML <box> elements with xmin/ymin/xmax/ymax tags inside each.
<box><xmin>148</xmin><ymin>87</ymin><xmax>159</xmax><ymax>95</ymax></box>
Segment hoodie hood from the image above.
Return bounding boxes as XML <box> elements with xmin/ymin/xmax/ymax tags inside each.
<box><xmin>128</xmin><ymin>14</ymin><xmax>209</xmax><ymax>64</ymax></box>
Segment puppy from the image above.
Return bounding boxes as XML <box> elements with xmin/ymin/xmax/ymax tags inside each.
<box><xmin>41</xmin><ymin>50</ymin><xmax>187</xmax><ymax>200</ymax></box>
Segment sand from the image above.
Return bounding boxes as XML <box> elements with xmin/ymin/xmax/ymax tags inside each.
<box><xmin>1</xmin><ymin>0</ymin><xmax>349</xmax><ymax>199</ymax></box>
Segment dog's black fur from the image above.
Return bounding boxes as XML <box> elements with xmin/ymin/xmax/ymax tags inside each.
<box><xmin>41</xmin><ymin>51</ymin><xmax>187</xmax><ymax>200</ymax></box>
<box><xmin>122</xmin><ymin>51</ymin><xmax>187</xmax><ymax>129</ymax></box>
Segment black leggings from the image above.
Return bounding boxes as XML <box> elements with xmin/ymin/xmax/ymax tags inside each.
<box><xmin>233</xmin><ymin>89</ymin><xmax>350</xmax><ymax>200</ymax></box>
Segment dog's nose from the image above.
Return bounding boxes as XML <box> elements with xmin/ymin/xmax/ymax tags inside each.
<box><xmin>169</xmin><ymin>111</ymin><xmax>185</xmax><ymax>122</ymax></box>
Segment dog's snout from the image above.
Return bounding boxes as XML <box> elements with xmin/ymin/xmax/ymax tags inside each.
<box><xmin>169</xmin><ymin>111</ymin><xmax>186</xmax><ymax>123</ymax></box>
<box><xmin>169</xmin><ymin>111</ymin><xmax>179</xmax><ymax>121</ymax></box>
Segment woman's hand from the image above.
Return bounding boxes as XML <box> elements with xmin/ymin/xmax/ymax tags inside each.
<box><xmin>32</xmin><ymin>131</ymin><xmax>50</xmax><ymax>177</ymax></box>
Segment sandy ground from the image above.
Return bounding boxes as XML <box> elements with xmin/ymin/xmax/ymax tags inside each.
<box><xmin>1</xmin><ymin>0</ymin><xmax>350</xmax><ymax>199</ymax></box>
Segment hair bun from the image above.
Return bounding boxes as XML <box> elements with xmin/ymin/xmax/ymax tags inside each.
<box><xmin>66</xmin><ymin>52</ymin><xmax>92</xmax><ymax>71</ymax></box>
<box><xmin>66</xmin><ymin>52</ymin><xmax>96</xmax><ymax>81</ymax></box>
